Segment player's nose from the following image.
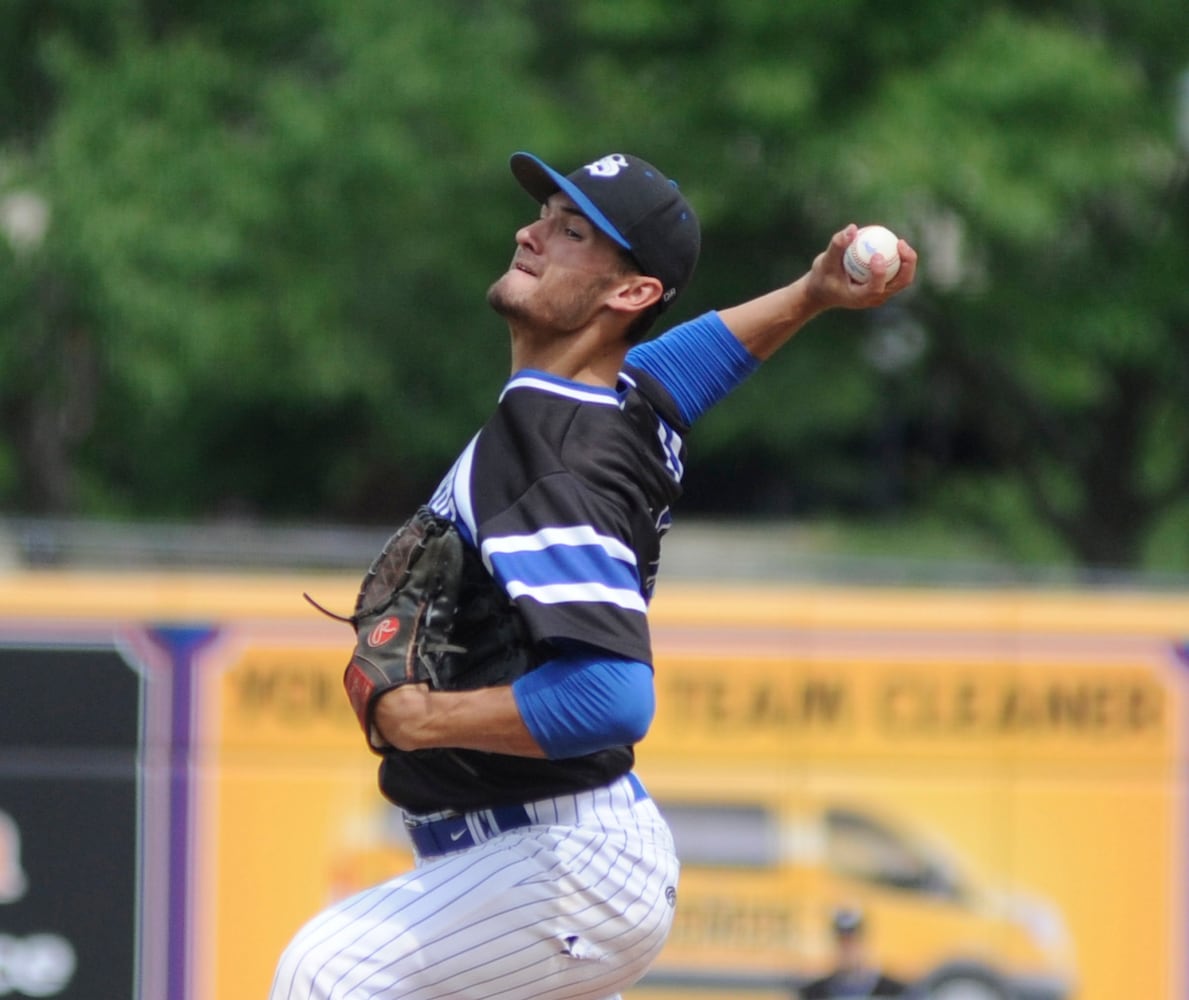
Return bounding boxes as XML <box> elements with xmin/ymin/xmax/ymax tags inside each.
<box><xmin>515</xmin><ymin>217</ymin><xmax>545</xmax><ymax>254</ymax></box>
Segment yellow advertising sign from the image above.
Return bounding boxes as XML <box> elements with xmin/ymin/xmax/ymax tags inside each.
<box><xmin>2</xmin><ymin>572</ymin><xmax>1182</xmax><ymax>1000</ymax></box>
<box><xmin>632</xmin><ymin>587</ymin><xmax>1185</xmax><ymax>1000</ymax></box>
<box><xmin>648</xmin><ymin>652</ymin><xmax>1172</xmax><ymax>765</ymax></box>
<box><xmin>178</xmin><ymin>582</ymin><xmax>1187</xmax><ymax>1000</ymax></box>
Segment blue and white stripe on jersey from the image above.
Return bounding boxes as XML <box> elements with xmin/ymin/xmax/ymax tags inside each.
<box><xmin>428</xmin><ymin>434</ymin><xmax>479</xmax><ymax>543</ymax></box>
<box><xmin>482</xmin><ymin>525</ymin><xmax>647</xmax><ymax>614</ymax></box>
<box><xmin>654</xmin><ymin>417</ymin><xmax>684</xmax><ymax>483</ymax></box>
<box><xmin>642</xmin><ymin>505</ymin><xmax>673</xmax><ymax>599</ymax></box>
<box><xmin>499</xmin><ymin>371</ymin><xmax>623</xmax><ymax>409</ymax></box>
<box><xmin>619</xmin><ymin>369</ymin><xmax>685</xmax><ymax>486</ymax></box>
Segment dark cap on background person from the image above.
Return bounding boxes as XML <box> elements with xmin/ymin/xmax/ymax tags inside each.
<box><xmin>510</xmin><ymin>151</ymin><xmax>701</xmax><ymax>313</ymax></box>
<box><xmin>832</xmin><ymin>906</ymin><xmax>865</xmax><ymax>936</ymax></box>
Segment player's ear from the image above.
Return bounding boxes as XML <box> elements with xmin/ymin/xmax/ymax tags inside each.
<box><xmin>606</xmin><ymin>274</ymin><xmax>664</xmax><ymax>317</ymax></box>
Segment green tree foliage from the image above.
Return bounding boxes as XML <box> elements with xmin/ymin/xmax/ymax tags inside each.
<box><xmin>0</xmin><ymin>0</ymin><xmax>1186</xmax><ymax>570</ymax></box>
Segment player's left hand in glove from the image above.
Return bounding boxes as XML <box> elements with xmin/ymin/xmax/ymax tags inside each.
<box><xmin>307</xmin><ymin>507</ymin><xmax>466</xmax><ymax>751</ymax></box>
<box><xmin>307</xmin><ymin>506</ymin><xmax>537</xmax><ymax>752</ymax></box>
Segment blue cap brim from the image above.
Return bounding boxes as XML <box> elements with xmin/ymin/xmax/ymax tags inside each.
<box><xmin>510</xmin><ymin>152</ymin><xmax>633</xmax><ymax>253</ymax></box>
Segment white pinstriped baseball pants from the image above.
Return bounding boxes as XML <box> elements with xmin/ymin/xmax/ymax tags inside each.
<box><xmin>269</xmin><ymin>774</ymin><xmax>679</xmax><ymax>1000</ymax></box>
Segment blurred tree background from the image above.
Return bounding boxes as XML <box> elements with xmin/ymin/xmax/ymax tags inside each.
<box><xmin>1</xmin><ymin>0</ymin><xmax>1186</xmax><ymax>575</ymax></box>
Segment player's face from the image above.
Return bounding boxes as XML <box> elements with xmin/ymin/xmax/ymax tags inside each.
<box><xmin>835</xmin><ymin>933</ymin><xmax>866</xmax><ymax>973</ymax></box>
<box><xmin>487</xmin><ymin>194</ymin><xmax>631</xmax><ymax>334</ymax></box>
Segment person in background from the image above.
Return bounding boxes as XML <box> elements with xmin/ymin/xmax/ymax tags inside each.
<box><xmin>800</xmin><ymin>907</ymin><xmax>909</xmax><ymax>999</ymax></box>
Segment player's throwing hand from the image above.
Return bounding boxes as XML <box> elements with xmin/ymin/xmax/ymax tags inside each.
<box><xmin>809</xmin><ymin>223</ymin><xmax>918</xmax><ymax>310</ymax></box>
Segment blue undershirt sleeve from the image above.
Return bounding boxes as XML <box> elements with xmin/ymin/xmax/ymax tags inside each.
<box><xmin>512</xmin><ymin>648</ymin><xmax>656</xmax><ymax>760</ymax></box>
<box><xmin>627</xmin><ymin>310</ymin><xmax>761</xmax><ymax>425</ymax></box>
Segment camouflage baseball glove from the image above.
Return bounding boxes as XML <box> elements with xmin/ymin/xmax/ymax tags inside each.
<box><xmin>307</xmin><ymin>506</ymin><xmax>535</xmax><ymax>751</ymax></box>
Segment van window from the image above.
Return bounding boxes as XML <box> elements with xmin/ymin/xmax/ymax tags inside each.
<box><xmin>826</xmin><ymin>807</ymin><xmax>961</xmax><ymax>900</ymax></box>
<box><xmin>658</xmin><ymin>802</ymin><xmax>780</xmax><ymax>867</ymax></box>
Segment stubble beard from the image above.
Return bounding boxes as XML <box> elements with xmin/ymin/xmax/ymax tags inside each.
<box><xmin>487</xmin><ymin>268</ymin><xmax>615</xmax><ymax>335</ymax></box>
<box><xmin>485</xmin><ymin>271</ymin><xmax>527</xmax><ymax>322</ymax></box>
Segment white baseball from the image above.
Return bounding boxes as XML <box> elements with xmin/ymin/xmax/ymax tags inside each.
<box><xmin>843</xmin><ymin>225</ymin><xmax>901</xmax><ymax>283</ymax></box>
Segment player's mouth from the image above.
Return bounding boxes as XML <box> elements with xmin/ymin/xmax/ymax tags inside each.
<box><xmin>512</xmin><ymin>257</ymin><xmax>537</xmax><ymax>277</ymax></box>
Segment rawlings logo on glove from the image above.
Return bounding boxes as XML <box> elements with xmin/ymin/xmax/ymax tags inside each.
<box><xmin>367</xmin><ymin>618</ymin><xmax>401</xmax><ymax>647</ymax></box>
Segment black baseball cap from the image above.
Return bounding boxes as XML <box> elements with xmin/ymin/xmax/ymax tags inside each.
<box><xmin>832</xmin><ymin>907</ymin><xmax>865</xmax><ymax>935</ymax></box>
<box><xmin>510</xmin><ymin>151</ymin><xmax>701</xmax><ymax>312</ymax></box>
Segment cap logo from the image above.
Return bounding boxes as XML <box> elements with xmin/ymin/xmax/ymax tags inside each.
<box><xmin>584</xmin><ymin>153</ymin><xmax>629</xmax><ymax>179</ymax></box>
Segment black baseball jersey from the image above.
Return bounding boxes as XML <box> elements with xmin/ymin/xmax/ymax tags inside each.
<box><xmin>377</xmin><ymin>362</ymin><xmax>689</xmax><ymax>814</ymax></box>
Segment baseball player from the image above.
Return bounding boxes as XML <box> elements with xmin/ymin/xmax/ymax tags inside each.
<box><xmin>270</xmin><ymin>151</ymin><xmax>916</xmax><ymax>1000</ymax></box>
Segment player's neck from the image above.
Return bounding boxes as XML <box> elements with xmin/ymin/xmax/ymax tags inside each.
<box><xmin>508</xmin><ymin>322</ymin><xmax>629</xmax><ymax>388</ymax></box>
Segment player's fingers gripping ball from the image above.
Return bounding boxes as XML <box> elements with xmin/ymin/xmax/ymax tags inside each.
<box><xmin>843</xmin><ymin>225</ymin><xmax>901</xmax><ymax>283</ymax></box>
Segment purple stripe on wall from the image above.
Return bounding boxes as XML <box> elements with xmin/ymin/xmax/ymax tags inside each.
<box><xmin>148</xmin><ymin>626</ymin><xmax>217</xmax><ymax>1000</ymax></box>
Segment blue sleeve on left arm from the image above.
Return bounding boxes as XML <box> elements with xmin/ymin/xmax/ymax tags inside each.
<box><xmin>627</xmin><ymin>311</ymin><xmax>760</xmax><ymax>425</ymax></box>
<box><xmin>512</xmin><ymin>650</ymin><xmax>655</xmax><ymax>759</ymax></box>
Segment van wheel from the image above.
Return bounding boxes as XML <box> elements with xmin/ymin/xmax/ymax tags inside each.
<box><xmin>923</xmin><ymin>976</ymin><xmax>1006</xmax><ymax>1000</ymax></box>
